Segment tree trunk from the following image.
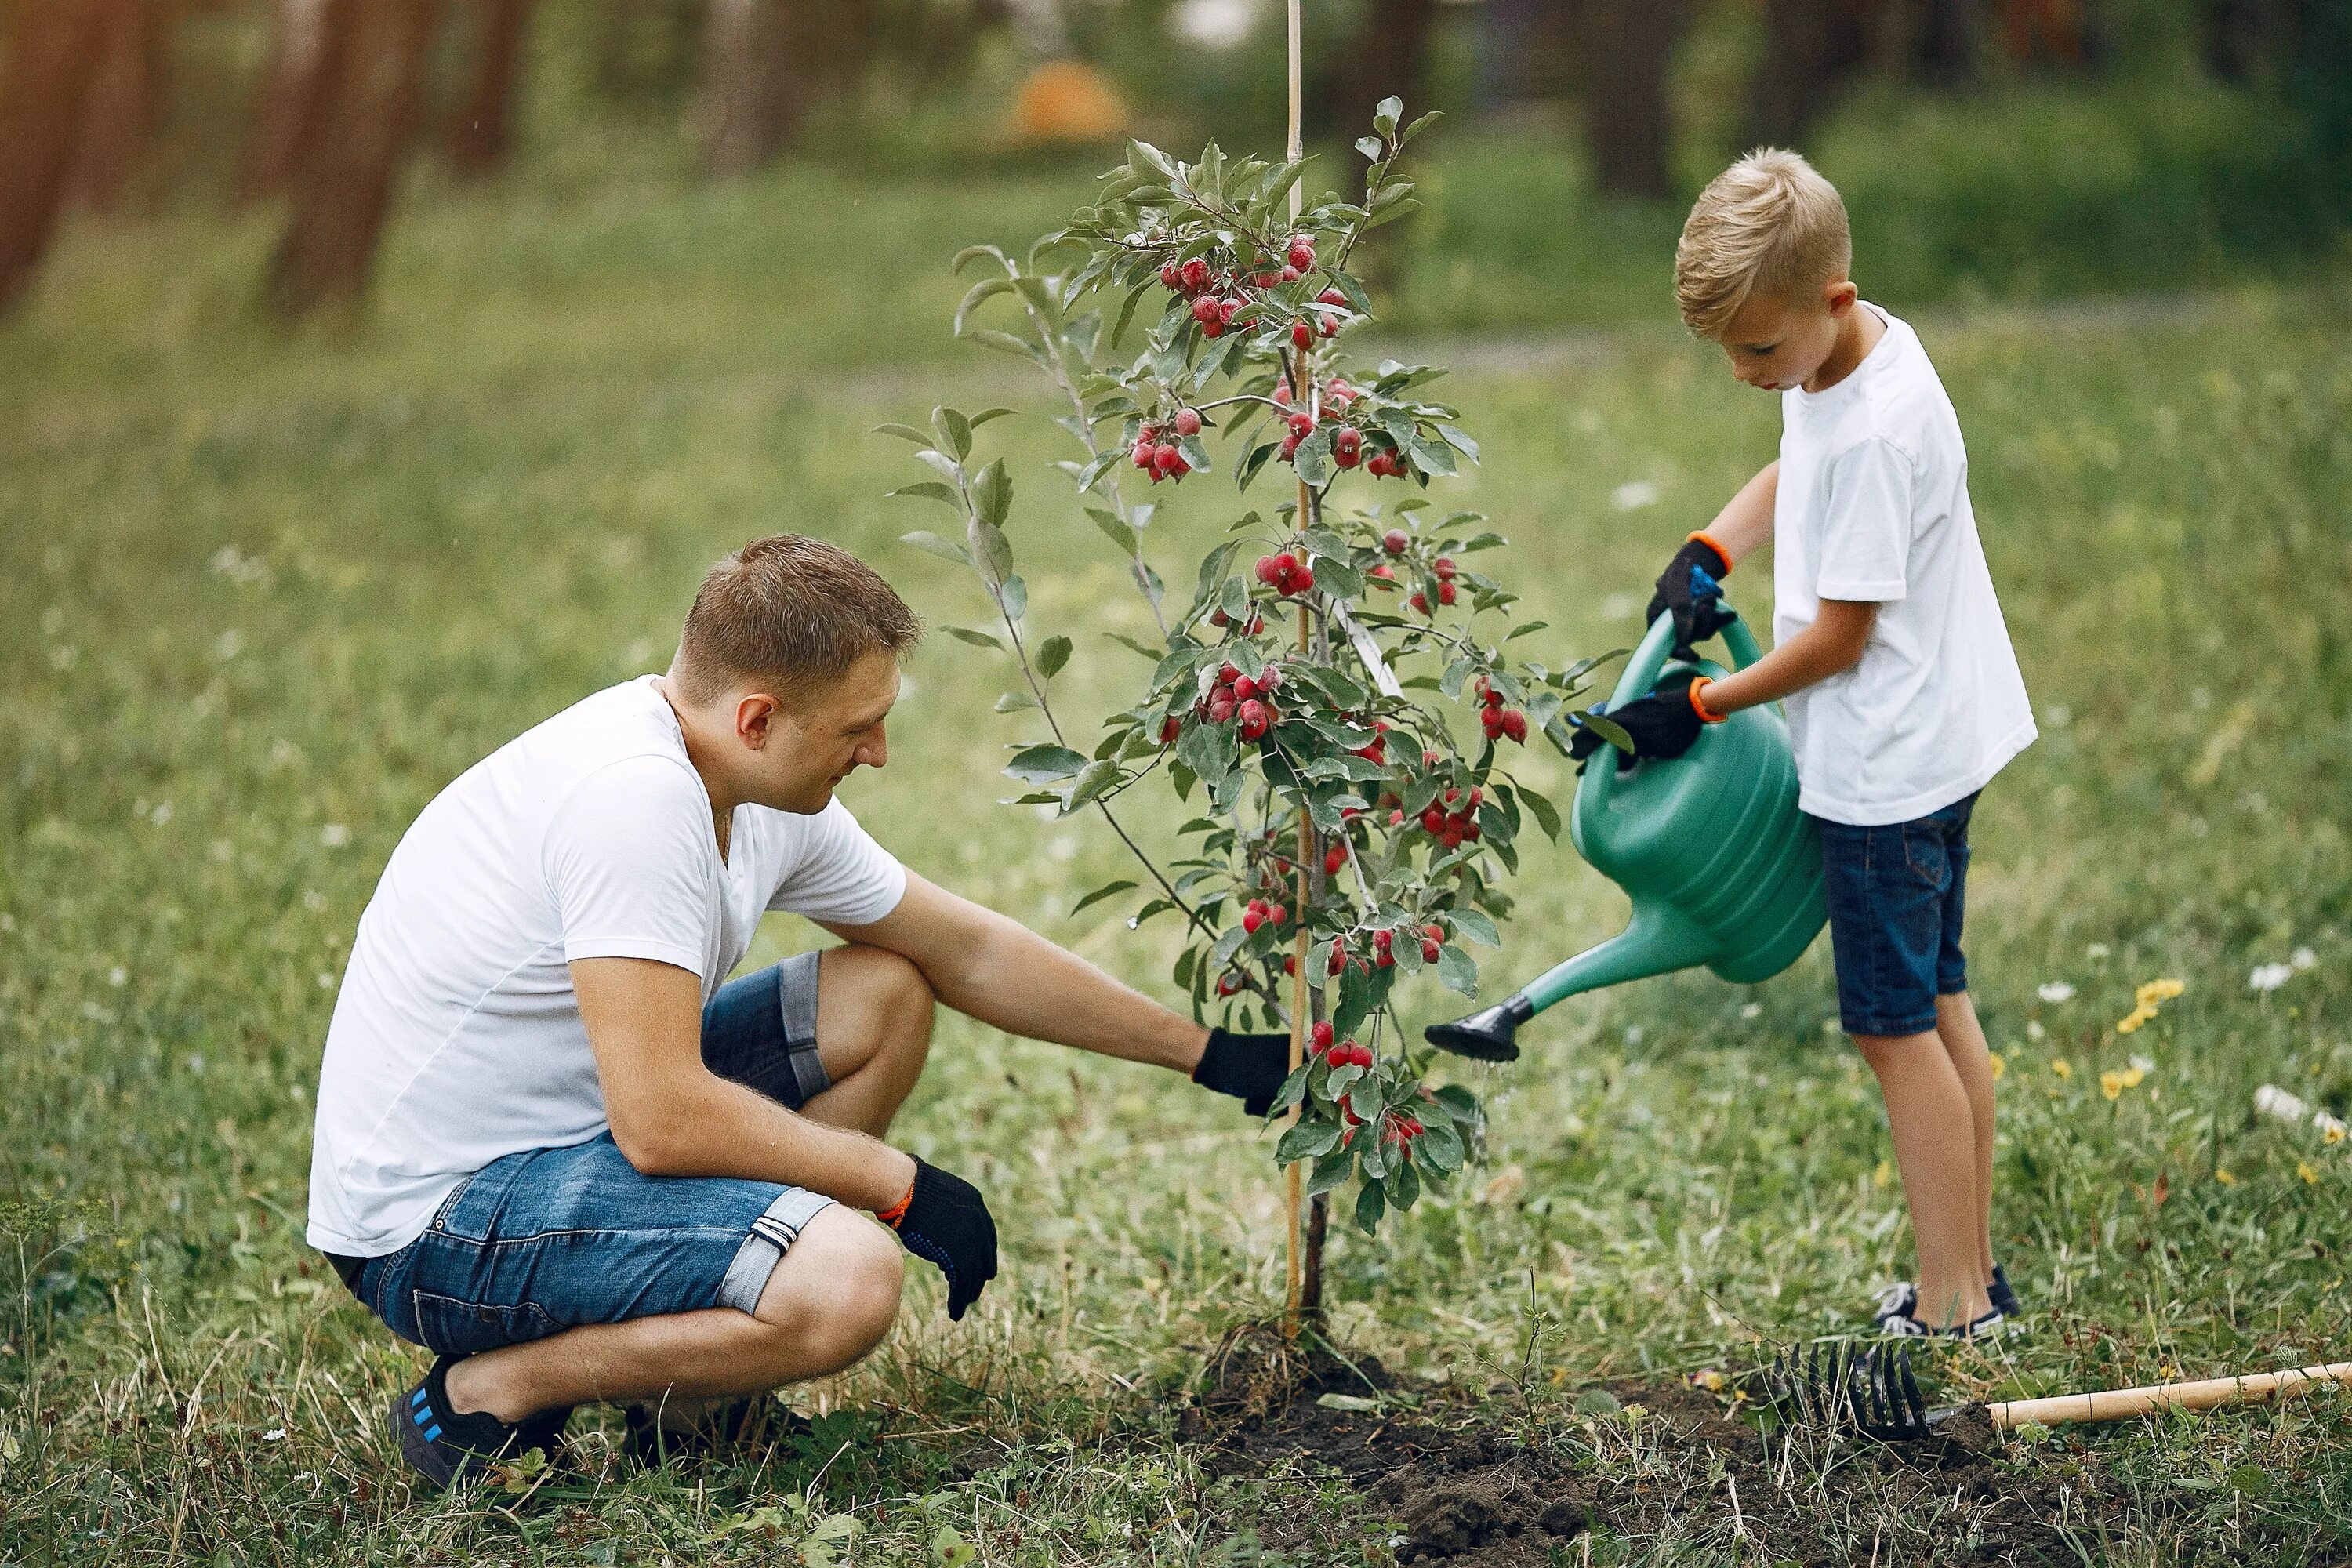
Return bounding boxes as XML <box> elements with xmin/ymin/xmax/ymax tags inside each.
<box><xmin>1743</xmin><ymin>0</ymin><xmax>1875</xmax><ymax>151</ymax></box>
<box><xmin>0</xmin><ymin>0</ymin><xmax>110</xmax><ymax>316</ymax></box>
<box><xmin>234</xmin><ymin>0</ymin><xmax>337</xmax><ymax>205</ymax></box>
<box><xmin>1583</xmin><ymin>0</ymin><xmax>1687</xmax><ymax>200</ymax></box>
<box><xmin>1336</xmin><ymin>0</ymin><xmax>1438</xmax><ymax>129</ymax></box>
<box><xmin>446</xmin><ymin>0</ymin><xmax>534</xmax><ymax>178</ymax></box>
<box><xmin>698</xmin><ymin>0</ymin><xmax>802</xmax><ymax>176</ymax></box>
<box><xmin>264</xmin><ymin>0</ymin><xmax>443</xmax><ymax>320</ymax></box>
<box><xmin>67</xmin><ymin>0</ymin><xmax>162</xmax><ymax>213</ymax></box>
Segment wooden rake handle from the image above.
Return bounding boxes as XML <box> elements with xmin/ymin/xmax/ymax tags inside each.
<box><xmin>1990</xmin><ymin>1360</ymin><xmax>2352</xmax><ymax>1431</ymax></box>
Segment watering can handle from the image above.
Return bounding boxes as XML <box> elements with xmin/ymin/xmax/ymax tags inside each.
<box><xmin>1585</xmin><ymin>608</ymin><xmax>1764</xmax><ymax>812</ymax></box>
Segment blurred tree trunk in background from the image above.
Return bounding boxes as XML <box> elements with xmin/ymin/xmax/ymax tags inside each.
<box><xmin>235</xmin><ymin>0</ymin><xmax>336</xmax><ymax>204</ymax></box>
<box><xmin>1581</xmin><ymin>0</ymin><xmax>1688</xmax><ymax>199</ymax></box>
<box><xmin>1743</xmin><ymin>0</ymin><xmax>1873</xmax><ymax>150</ymax></box>
<box><xmin>1335</xmin><ymin>0</ymin><xmax>1436</xmax><ymax>127</ymax></box>
<box><xmin>699</xmin><ymin>0</ymin><xmax>804</xmax><ymax>175</ymax></box>
<box><xmin>0</xmin><ymin>0</ymin><xmax>108</xmax><ymax>315</ymax></box>
<box><xmin>446</xmin><ymin>0</ymin><xmax>535</xmax><ymax>177</ymax></box>
<box><xmin>67</xmin><ymin>0</ymin><xmax>164</xmax><ymax>213</ymax></box>
<box><xmin>264</xmin><ymin>0</ymin><xmax>443</xmax><ymax>318</ymax></box>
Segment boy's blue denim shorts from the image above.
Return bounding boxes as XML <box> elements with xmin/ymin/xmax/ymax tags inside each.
<box><xmin>342</xmin><ymin>953</ymin><xmax>838</xmax><ymax>1356</ymax></box>
<box><xmin>1810</xmin><ymin>792</ymin><xmax>1979</xmax><ymax>1037</ymax></box>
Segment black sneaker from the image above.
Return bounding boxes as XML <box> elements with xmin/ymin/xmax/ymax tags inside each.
<box><xmin>623</xmin><ymin>1396</ymin><xmax>813</xmax><ymax>1467</ymax></box>
<box><xmin>388</xmin><ymin>1355</ymin><xmax>570</xmax><ymax>1491</ymax></box>
<box><xmin>1989</xmin><ymin>1263</ymin><xmax>2024</xmax><ymax>1319</ymax></box>
<box><xmin>1880</xmin><ymin>1305</ymin><xmax>2009</xmax><ymax>1341</ymax></box>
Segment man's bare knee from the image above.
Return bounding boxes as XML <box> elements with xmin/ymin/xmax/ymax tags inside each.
<box><xmin>751</xmin><ymin>1207</ymin><xmax>904</xmax><ymax>1377</ymax></box>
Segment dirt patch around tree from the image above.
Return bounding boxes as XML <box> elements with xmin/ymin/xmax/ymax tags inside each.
<box><xmin>1185</xmin><ymin>1327</ymin><xmax>2152</xmax><ymax>1565</ymax></box>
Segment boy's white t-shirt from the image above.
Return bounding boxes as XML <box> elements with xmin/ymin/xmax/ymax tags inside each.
<box><xmin>306</xmin><ymin>677</ymin><xmax>907</xmax><ymax>1257</ymax></box>
<box><xmin>1771</xmin><ymin>307</ymin><xmax>2035</xmax><ymax>826</ymax></box>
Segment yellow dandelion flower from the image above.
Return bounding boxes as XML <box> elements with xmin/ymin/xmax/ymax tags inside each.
<box><xmin>2101</xmin><ymin>1070</ymin><xmax>2126</xmax><ymax>1101</ymax></box>
<box><xmin>1873</xmin><ymin>1159</ymin><xmax>1894</xmax><ymax>1189</ymax></box>
<box><xmin>2050</xmin><ymin>1058</ymin><xmax>2072</xmax><ymax>1080</ymax></box>
<box><xmin>1987</xmin><ymin>1050</ymin><xmax>2006</xmax><ymax>1080</ymax></box>
<box><xmin>2119</xmin><ymin>1065</ymin><xmax>2145</xmax><ymax>1089</ymax></box>
<box><xmin>2136</xmin><ymin>978</ymin><xmax>2187</xmax><ymax>1007</ymax></box>
<box><xmin>2215</xmin><ymin>1168</ymin><xmax>2237</xmax><ymax>1185</ymax></box>
<box><xmin>2116</xmin><ymin>1004</ymin><xmax>2156</xmax><ymax>1035</ymax></box>
<box><xmin>2298</xmin><ymin>1161</ymin><xmax>2320</xmax><ymax>1185</ymax></box>
<box><xmin>2325</xmin><ymin>1123</ymin><xmax>2346</xmax><ymax>1146</ymax></box>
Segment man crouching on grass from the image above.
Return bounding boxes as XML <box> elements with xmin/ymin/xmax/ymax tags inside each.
<box><xmin>307</xmin><ymin>534</ymin><xmax>1293</xmax><ymax>1490</ymax></box>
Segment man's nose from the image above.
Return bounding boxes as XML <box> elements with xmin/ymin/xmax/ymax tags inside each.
<box><xmin>858</xmin><ymin>724</ymin><xmax>888</xmax><ymax>769</ymax></box>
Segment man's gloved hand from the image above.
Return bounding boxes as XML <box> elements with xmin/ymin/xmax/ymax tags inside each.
<box><xmin>886</xmin><ymin>1158</ymin><xmax>999</xmax><ymax>1321</ymax></box>
<box><xmin>1192</xmin><ymin>1027</ymin><xmax>1291</xmax><ymax>1116</ymax></box>
<box><xmin>1644</xmin><ymin>535</ymin><xmax>1736</xmax><ymax>656</ymax></box>
<box><xmin>1569</xmin><ymin>673</ymin><xmax>1708</xmax><ymax>773</ymax></box>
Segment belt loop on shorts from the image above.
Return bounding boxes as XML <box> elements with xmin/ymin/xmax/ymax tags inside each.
<box><xmin>715</xmin><ymin>1188</ymin><xmax>837</xmax><ymax>1316</ymax></box>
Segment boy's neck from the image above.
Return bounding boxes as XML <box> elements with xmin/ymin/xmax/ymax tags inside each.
<box><xmin>1803</xmin><ymin>300</ymin><xmax>1886</xmax><ymax>394</ymax></box>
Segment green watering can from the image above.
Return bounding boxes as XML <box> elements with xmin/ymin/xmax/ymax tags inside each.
<box><xmin>1425</xmin><ymin>607</ymin><xmax>1827</xmax><ymax>1062</ymax></box>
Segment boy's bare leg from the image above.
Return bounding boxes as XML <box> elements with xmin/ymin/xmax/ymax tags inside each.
<box><xmin>1849</xmin><ymin>1029</ymin><xmax>1993</xmax><ymax>1328</ymax></box>
<box><xmin>1933</xmin><ymin>991</ymin><xmax>1998</xmax><ymax>1282</ymax></box>
<box><xmin>441</xmin><ymin>1206</ymin><xmax>904</xmax><ymax>1424</ymax></box>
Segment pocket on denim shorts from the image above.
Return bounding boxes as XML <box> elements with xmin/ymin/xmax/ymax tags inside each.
<box><xmin>411</xmin><ymin>1290</ymin><xmax>561</xmax><ymax>1357</ymax></box>
<box><xmin>1900</xmin><ymin>819</ymin><xmax>1948</xmax><ymax>886</ymax></box>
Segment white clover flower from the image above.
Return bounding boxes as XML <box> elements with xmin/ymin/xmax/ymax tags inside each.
<box><xmin>2037</xmin><ymin>982</ymin><xmax>2075</xmax><ymax>1004</ymax></box>
<box><xmin>319</xmin><ymin>823</ymin><xmax>349</xmax><ymax>848</ymax></box>
<box><xmin>2249</xmin><ymin>963</ymin><xmax>2295</xmax><ymax>993</ymax></box>
<box><xmin>2292</xmin><ymin>947</ymin><xmax>2317</xmax><ymax>971</ymax></box>
<box><xmin>1611</xmin><ymin>480</ymin><xmax>1661</xmax><ymax>512</ymax></box>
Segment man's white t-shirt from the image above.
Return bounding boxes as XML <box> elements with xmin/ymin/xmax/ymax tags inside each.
<box><xmin>306</xmin><ymin>677</ymin><xmax>907</xmax><ymax>1257</ymax></box>
<box><xmin>1772</xmin><ymin>307</ymin><xmax>2035</xmax><ymax>826</ymax></box>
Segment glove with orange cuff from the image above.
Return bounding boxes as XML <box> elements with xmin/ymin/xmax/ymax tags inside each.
<box><xmin>1568</xmin><ymin>672</ymin><xmax>1725</xmax><ymax>772</ymax></box>
<box><xmin>1644</xmin><ymin>534</ymin><xmax>1736</xmax><ymax>658</ymax></box>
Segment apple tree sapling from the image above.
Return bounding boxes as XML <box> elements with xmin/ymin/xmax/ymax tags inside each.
<box><xmin>886</xmin><ymin>101</ymin><xmax>1612</xmax><ymax>1235</ymax></box>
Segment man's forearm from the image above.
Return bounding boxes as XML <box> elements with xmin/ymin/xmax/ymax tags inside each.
<box><xmin>627</xmin><ymin>1070</ymin><xmax>916</xmax><ymax>1210</ymax></box>
<box><xmin>1701</xmin><ymin>461</ymin><xmax>1778</xmax><ymax>566</ymax></box>
<box><xmin>927</xmin><ymin>904</ymin><xmax>1209</xmax><ymax>1072</ymax></box>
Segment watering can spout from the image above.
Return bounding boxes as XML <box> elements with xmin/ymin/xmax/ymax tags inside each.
<box><xmin>1424</xmin><ymin>898</ymin><xmax>1720</xmax><ymax>1062</ymax></box>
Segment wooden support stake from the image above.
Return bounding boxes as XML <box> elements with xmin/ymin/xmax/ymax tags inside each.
<box><xmin>1280</xmin><ymin>0</ymin><xmax>1310</xmax><ymax>1337</ymax></box>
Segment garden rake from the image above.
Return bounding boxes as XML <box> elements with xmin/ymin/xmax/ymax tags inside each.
<box><xmin>1768</xmin><ymin>1341</ymin><xmax>2352</xmax><ymax>1441</ymax></box>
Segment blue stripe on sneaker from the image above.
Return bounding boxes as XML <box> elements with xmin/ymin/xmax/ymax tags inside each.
<box><xmin>411</xmin><ymin>1389</ymin><xmax>426</xmax><ymax>1406</ymax></box>
<box><xmin>413</xmin><ymin>1406</ymin><xmax>432</xmax><ymax>1427</ymax></box>
<box><xmin>423</xmin><ymin>1423</ymin><xmax>442</xmax><ymax>1443</ymax></box>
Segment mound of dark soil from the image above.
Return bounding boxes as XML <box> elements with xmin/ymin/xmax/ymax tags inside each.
<box><xmin>1187</xmin><ymin>1335</ymin><xmax>2139</xmax><ymax>1566</ymax></box>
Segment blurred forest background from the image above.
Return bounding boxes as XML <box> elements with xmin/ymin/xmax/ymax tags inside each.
<box><xmin>2</xmin><ymin>0</ymin><xmax>2347</xmax><ymax>332</ymax></box>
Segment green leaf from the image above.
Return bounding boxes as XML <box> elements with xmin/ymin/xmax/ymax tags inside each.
<box><xmin>1436</xmin><ymin>945</ymin><xmax>1479</xmax><ymax>997</ymax></box>
<box><xmin>888</xmin><ymin>481</ymin><xmax>962</xmax><ymax>507</ymax></box>
<box><xmin>932</xmin><ymin>406</ymin><xmax>973</xmax><ymax>461</ymax></box>
<box><xmin>1355</xmin><ymin>1178</ymin><xmax>1387</xmax><ymax>1234</ymax></box>
<box><xmin>1277</xmin><ymin>1120</ymin><xmax>1341</xmax><ymax>1164</ymax></box>
<box><xmin>964</xmin><ymin>328</ymin><xmax>1042</xmax><ymax>361</ymax></box>
<box><xmin>1071</xmin><ymin>880</ymin><xmax>1138</xmax><ymax>918</ymax></box>
<box><xmin>951</xmin><ymin>243</ymin><xmax>1007</xmax><ymax>273</ymax></box>
<box><xmin>1177</xmin><ymin>714</ymin><xmax>1234</xmax><ymax>785</ymax></box>
<box><xmin>875</xmin><ymin>423</ymin><xmax>934</xmax><ymax>446</ymax></box>
<box><xmin>1577</xmin><ymin>709</ymin><xmax>1634</xmax><ymax>753</ymax></box>
<box><xmin>971</xmin><ymin>521</ymin><xmax>1014</xmax><ymax>583</ymax></box>
<box><xmin>1448</xmin><ymin>907</ymin><xmax>1501</xmax><ymax>948</ymax></box>
<box><xmin>899</xmin><ymin>530</ymin><xmax>972</xmax><ymax>566</ymax></box>
<box><xmin>1400</xmin><ymin>109</ymin><xmax>1442</xmax><ymax>144</ymax></box>
<box><xmin>992</xmin><ymin>691</ymin><xmax>1036</xmax><ymax>712</ymax></box>
<box><xmin>1437</xmin><ymin>425</ymin><xmax>1481</xmax><ymax>463</ymax></box>
<box><xmin>971</xmin><ymin>459</ymin><xmax>1013</xmax><ymax>530</ymax></box>
<box><xmin>1428</xmin><ymin>1083</ymin><xmax>1479</xmax><ymax>1123</ymax></box>
<box><xmin>1355</xmin><ymin>136</ymin><xmax>1385</xmax><ymax>163</ymax></box>
<box><xmin>1414</xmin><ymin>1118</ymin><xmax>1464</xmax><ymax>1172</ymax></box>
<box><xmin>1519</xmin><ymin>784</ymin><xmax>1563</xmax><ymax>841</ymax></box>
<box><xmin>1036</xmin><ymin>634</ymin><xmax>1073</xmax><ymax>679</ymax></box>
<box><xmin>1004</xmin><ymin>744</ymin><xmax>1088</xmax><ymax>784</ymax></box>
<box><xmin>1388</xmin><ymin>1158</ymin><xmax>1420</xmax><ymax>1211</ymax></box>
<box><xmin>942</xmin><ymin>626</ymin><xmax>1003</xmax><ymax>649</ymax></box>
<box><xmin>1307</xmin><ymin>1145</ymin><xmax>1353</xmax><ymax>1196</ymax></box>
<box><xmin>1065</xmin><ymin>757</ymin><xmax>1120</xmax><ymax>809</ymax></box>
<box><xmin>954</xmin><ymin>278</ymin><xmax>1012</xmax><ymax>335</ymax></box>
<box><xmin>1000</xmin><ymin>572</ymin><xmax>1028</xmax><ymax>622</ymax></box>
<box><xmin>970</xmin><ymin>407</ymin><xmax>1018</xmax><ymax>427</ymax></box>
<box><xmin>1373</xmin><ymin>96</ymin><xmax>1402</xmax><ymax>135</ymax></box>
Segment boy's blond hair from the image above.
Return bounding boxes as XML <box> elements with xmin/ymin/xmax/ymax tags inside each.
<box><xmin>1675</xmin><ymin>148</ymin><xmax>1851</xmax><ymax>339</ymax></box>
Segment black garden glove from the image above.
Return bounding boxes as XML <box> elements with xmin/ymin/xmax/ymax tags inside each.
<box><xmin>1569</xmin><ymin>673</ymin><xmax>1708</xmax><ymax>773</ymax></box>
<box><xmin>1192</xmin><ymin>1027</ymin><xmax>1293</xmax><ymax>1117</ymax></box>
<box><xmin>888</xmin><ymin>1158</ymin><xmax>999</xmax><ymax>1322</ymax></box>
<box><xmin>1643</xmin><ymin>536</ymin><xmax>1736</xmax><ymax>658</ymax></box>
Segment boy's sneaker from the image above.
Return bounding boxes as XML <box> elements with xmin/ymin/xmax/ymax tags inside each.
<box><xmin>623</xmin><ymin>1396</ymin><xmax>813</xmax><ymax>1467</ymax></box>
<box><xmin>1989</xmin><ymin>1263</ymin><xmax>2023</xmax><ymax>1319</ymax></box>
<box><xmin>389</xmin><ymin>1355</ymin><xmax>572</xmax><ymax>1491</ymax></box>
<box><xmin>1871</xmin><ymin>1265</ymin><xmax>2026</xmax><ymax>1334</ymax></box>
<box><xmin>1879</xmin><ymin>1305</ymin><xmax>2009</xmax><ymax>1341</ymax></box>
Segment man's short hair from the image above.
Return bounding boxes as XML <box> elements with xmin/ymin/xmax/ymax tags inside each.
<box><xmin>1675</xmin><ymin>147</ymin><xmax>1852</xmax><ymax>339</ymax></box>
<box><xmin>673</xmin><ymin>535</ymin><xmax>923</xmax><ymax>706</ymax></box>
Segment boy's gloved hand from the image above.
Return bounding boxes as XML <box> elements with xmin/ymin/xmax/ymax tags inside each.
<box><xmin>1645</xmin><ymin>536</ymin><xmax>1736</xmax><ymax>656</ymax></box>
<box><xmin>1569</xmin><ymin>674</ymin><xmax>1708</xmax><ymax>772</ymax></box>
<box><xmin>1192</xmin><ymin>1027</ymin><xmax>1292</xmax><ymax>1116</ymax></box>
<box><xmin>886</xmin><ymin>1158</ymin><xmax>999</xmax><ymax>1321</ymax></box>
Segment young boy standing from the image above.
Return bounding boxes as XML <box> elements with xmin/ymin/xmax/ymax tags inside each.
<box><xmin>1595</xmin><ymin>150</ymin><xmax>2037</xmax><ymax>1335</ymax></box>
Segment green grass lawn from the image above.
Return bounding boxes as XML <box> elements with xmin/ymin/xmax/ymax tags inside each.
<box><xmin>3</xmin><ymin>165</ymin><xmax>2350</xmax><ymax>1563</ymax></box>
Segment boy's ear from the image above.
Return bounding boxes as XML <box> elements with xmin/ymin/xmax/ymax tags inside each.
<box><xmin>1824</xmin><ymin>278</ymin><xmax>1859</xmax><ymax>315</ymax></box>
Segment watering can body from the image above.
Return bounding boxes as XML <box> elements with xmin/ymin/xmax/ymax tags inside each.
<box><xmin>1426</xmin><ymin>608</ymin><xmax>1828</xmax><ymax>1060</ymax></box>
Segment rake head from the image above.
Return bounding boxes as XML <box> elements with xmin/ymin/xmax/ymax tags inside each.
<box><xmin>1765</xmin><ymin>1340</ymin><xmax>1941</xmax><ymax>1441</ymax></box>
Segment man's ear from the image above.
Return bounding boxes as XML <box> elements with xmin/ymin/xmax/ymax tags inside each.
<box><xmin>734</xmin><ymin>691</ymin><xmax>782</xmax><ymax>750</ymax></box>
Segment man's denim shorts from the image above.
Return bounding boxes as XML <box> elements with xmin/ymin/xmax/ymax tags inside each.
<box><xmin>345</xmin><ymin>952</ymin><xmax>838</xmax><ymax>1356</ymax></box>
<box><xmin>1809</xmin><ymin>791</ymin><xmax>1980</xmax><ymax>1037</ymax></box>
